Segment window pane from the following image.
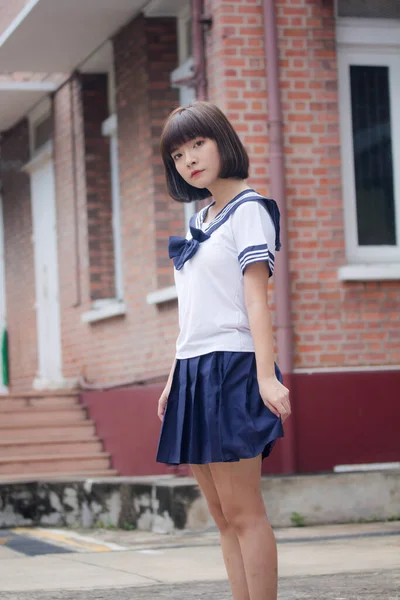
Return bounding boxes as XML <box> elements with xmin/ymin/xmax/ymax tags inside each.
<box><xmin>338</xmin><ymin>0</ymin><xmax>400</xmax><ymax>18</ymax></box>
<box><xmin>350</xmin><ymin>65</ymin><xmax>396</xmax><ymax>246</ymax></box>
<box><xmin>34</xmin><ymin>115</ymin><xmax>53</xmax><ymax>151</ymax></box>
<box><xmin>186</xmin><ymin>18</ymin><xmax>192</xmax><ymax>58</ymax></box>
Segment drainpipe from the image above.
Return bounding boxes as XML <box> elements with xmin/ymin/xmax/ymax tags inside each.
<box><xmin>70</xmin><ymin>74</ymin><xmax>82</xmax><ymax>308</ymax></box>
<box><xmin>192</xmin><ymin>0</ymin><xmax>207</xmax><ymax>100</ymax></box>
<box><xmin>262</xmin><ymin>0</ymin><xmax>296</xmax><ymax>473</ymax></box>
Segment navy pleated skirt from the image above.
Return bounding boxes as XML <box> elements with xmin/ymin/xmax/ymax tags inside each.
<box><xmin>156</xmin><ymin>351</ymin><xmax>284</xmax><ymax>465</ymax></box>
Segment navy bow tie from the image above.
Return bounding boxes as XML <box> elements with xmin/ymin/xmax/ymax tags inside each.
<box><xmin>169</xmin><ymin>224</ymin><xmax>210</xmax><ymax>270</ymax></box>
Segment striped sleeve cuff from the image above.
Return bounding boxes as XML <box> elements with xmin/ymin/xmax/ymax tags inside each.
<box><xmin>238</xmin><ymin>244</ymin><xmax>275</xmax><ymax>276</ymax></box>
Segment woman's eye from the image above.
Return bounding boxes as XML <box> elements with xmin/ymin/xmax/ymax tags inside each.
<box><xmin>173</xmin><ymin>153</ymin><xmax>182</xmax><ymax>161</ymax></box>
<box><xmin>194</xmin><ymin>140</ymin><xmax>204</xmax><ymax>148</ymax></box>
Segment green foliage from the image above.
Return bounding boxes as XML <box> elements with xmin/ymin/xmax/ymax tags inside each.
<box><xmin>290</xmin><ymin>511</ymin><xmax>306</xmax><ymax>527</ymax></box>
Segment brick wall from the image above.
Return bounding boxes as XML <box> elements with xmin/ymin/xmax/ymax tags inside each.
<box><xmin>204</xmin><ymin>0</ymin><xmax>400</xmax><ymax>369</ymax></box>
<box><xmin>275</xmin><ymin>0</ymin><xmax>400</xmax><ymax>368</ymax></box>
<box><xmin>81</xmin><ymin>73</ymin><xmax>115</xmax><ymax>300</ymax></box>
<box><xmin>112</xmin><ymin>14</ymin><xmax>181</xmax><ymax>376</ymax></box>
<box><xmin>49</xmin><ymin>15</ymin><xmax>181</xmax><ymax>391</ymax></box>
<box><xmin>1</xmin><ymin>120</ymin><xmax>38</xmax><ymax>390</ymax></box>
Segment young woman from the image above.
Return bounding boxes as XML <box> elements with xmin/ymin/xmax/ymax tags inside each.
<box><xmin>156</xmin><ymin>101</ymin><xmax>291</xmax><ymax>600</ymax></box>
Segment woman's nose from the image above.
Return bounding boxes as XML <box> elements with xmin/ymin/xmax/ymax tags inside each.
<box><xmin>185</xmin><ymin>154</ymin><xmax>196</xmax><ymax>167</ymax></box>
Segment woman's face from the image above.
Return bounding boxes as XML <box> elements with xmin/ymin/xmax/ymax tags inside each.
<box><xmin>171</xmin><ymin>137</ymin><xmax>221</xmax><ymax>189</ymax></box>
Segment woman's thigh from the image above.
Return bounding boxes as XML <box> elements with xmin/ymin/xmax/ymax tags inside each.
<box><xmin>208</xmin><ymin>455</ymin><xmax>267</xmax><ymax>530</ymax></box>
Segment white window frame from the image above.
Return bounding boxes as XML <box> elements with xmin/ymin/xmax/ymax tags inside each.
<box><xmin>28</xmin><ymin>96</ymin><xmax>52</xmax><ymax>158</ymax></box>
<box><xmin>337</xmin><ymin>18</ymin><xmax>400</xmax><ymax>278</ymax></box>
<box><xmin>102</xmin><ymin>113</ymin><xmax>124</xmax><ymax>301</ymax></box>
<box><xmin>177</xmin><ymin>3</ymin><xmax>192</xmax><ymax>65</ymax></box>
<box><xmin>0</xmin><ymin>196</ymin><xmax>8</xmax><ymax>394</ymax></box>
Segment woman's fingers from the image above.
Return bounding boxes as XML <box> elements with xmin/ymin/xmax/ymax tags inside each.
<box><xmin>158</xmin><ymin>394</ymin><xmax>168</xmax><ymax>421</ymax></box>
<box><xmin>265</xmin><ymin>401</ymin><xmax>281</xmax><ymax>418</ymax></box>
<box><xmin>268</xmin><ymin>391</ymin><xmax>291</xmax><ymax>422</ymax></box>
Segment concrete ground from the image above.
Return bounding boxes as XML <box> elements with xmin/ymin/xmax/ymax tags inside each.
<box><xmin>0</xmin><ymin>521</ymin><xmax>398</xmax><ymax>599</ymax></box>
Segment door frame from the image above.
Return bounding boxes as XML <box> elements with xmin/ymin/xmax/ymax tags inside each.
<box><xmin>23</xmin><ymin>141</ymin><xmax>66</xmax><ymax>390</ymax></box>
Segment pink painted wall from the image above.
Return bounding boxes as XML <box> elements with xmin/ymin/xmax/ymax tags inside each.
<box><xmin>81</xmin><ymin>368</ymin><xmax>400</xmax><ymax>476</ymax></box>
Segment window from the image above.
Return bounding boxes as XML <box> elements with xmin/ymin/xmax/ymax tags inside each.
<box><xmin>337</xmin><ymin>0</ymin><xmax>400</xmax><ymax>19</ymax></box>
<box><xmin>32</xmin><ymin>114</ymin><xmax>53</xmax><ymax>152</ymax></box>
<box><xmin>350</xmin><ymin>65</ymin><xmax>396</xmax><ymax>247</ymax></box>
<box><xmin>80</xmin><ymin>42</ymin><xmax>126</xmax><ymax>322</ymax></box>
<box><xmin>28</xmin><ymin>96</ymin><xmax>52</xmax><ymax>157</ymax></box>
<box><xmin>338</xmin><ymin>21</ymin><xmax>400</xmax><ymax>266</ymax></box>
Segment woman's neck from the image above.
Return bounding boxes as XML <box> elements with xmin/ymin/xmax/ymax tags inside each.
<box><xmin>207</xmin><ymin>179</ymin><xmax>250</xmax><ymax>212</ymax></box>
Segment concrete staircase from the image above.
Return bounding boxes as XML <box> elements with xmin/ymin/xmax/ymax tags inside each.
<box><xmin>0</xmin><ymin>392</ymin><xmax>118</xmax><ymax>481</ymax></box>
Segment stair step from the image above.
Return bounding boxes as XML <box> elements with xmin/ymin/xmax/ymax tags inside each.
<box><xmin>0</xmin><ymin>397</ymin><xmax>79</xmax><ymax>411</ymax></box>
<box><xmin>0</xmin><ymin>422</ymin><xmax>96</xmax><ymax>441</ymax></box>
<box><xmin>0</xmin><ymin>439</ymin><xmax>103</xmax><ymax>457</ymax></box>
<box><xmin>0</xmin><ymin>391</ymin><xmax>115</xmax><ymax>481</ymax></box>
<box><xmin>0</xmin><ymin>469</ymin><xmax>118</xmax><ymax>482</ymax></box>
<box><xmin>5</xmin><ymin>391</ymin><xmax>78</xmax><ymax>397</ymax></box>
<box><xmin>0</xmin><ymin>407</ymin><xmax>86</xmax><ymax>426</ymax></box>
<box><xmin>0</xmin><ymin>453</ymin><xmax>111</xmax><ymax>475</ymax></box>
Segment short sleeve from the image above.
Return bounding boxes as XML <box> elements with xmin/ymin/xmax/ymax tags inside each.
<box><xmin>231</xmin><ymin>201</ymin><xmax>277</xmax><ymax>276</ymax></box>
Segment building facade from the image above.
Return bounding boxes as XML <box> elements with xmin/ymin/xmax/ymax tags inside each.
<box><xmin>0</xmin><ymin>0</ymin><xmax>399</xmax><ymax>476</ymax></box>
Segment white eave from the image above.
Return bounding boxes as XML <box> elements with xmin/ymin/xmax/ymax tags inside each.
<box><xmin>0</xmin><ymin>81</ymin><xmax>57</xmax><ymax>132</ymax></box>
<box><xmin>0</xmin><ymin>0</ymin><xmax>151</xmax><ymax>73</ymax></box>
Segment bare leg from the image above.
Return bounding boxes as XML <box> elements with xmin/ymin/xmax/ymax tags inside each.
<box><xmin>210</xmin><ymin>456</ymin><xmax>278</xmax><ymax>600</ymax></box>
<box><xmin>190</xmin><ymin>464</ymin><xmax>250</xmax><ymax>600</ymax></box>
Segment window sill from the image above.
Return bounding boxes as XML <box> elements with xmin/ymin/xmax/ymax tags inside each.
<box><xmin>146</xmin><ymin>285</ymin><xmax>178</xmax><ymax>305</ymax></box>
<box><xmin>81</xmin><ymin>299</ymin><xmax>126</xmax><ymax>324</ymax></box>
<box><xmin>338</xmin><ymin>264</ymin><xmax>400</xmax><ymax>282</ymax></box>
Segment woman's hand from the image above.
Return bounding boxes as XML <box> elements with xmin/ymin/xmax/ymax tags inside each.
<box><xmin>258</xmin><ymin>376</ymin><xmax>291</xmax><ymax>423</ymax></box>
<box><xmin>157</xmin><ymin>386</ymin><xmax>170</xmax><ymax>422</ymax></box>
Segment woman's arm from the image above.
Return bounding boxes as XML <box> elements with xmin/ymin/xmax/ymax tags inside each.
<box><xmin>158</xmin><ymin>356</ymin><xmax>176</xmax><ymax>422</ymax></box>
<box><xmin>165</xmin><ymin>357</ymin><xmax>177</xmax><ymax>393</ymax></box>
<box><xmin>244</xmin><ymin>262</ymin><xmax>291</xmax><ymax>422</ymax></box>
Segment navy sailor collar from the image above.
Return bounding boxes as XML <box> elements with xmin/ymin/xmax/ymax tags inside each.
<box><xmin>193</xmin><ymin>188</ymin><xmax>281</xmax><ymax>251</ymax></box>
<box><xmin>169</xmin><ymin>189</ymin><xmax>281</xmax><ymax>271</ymax></box>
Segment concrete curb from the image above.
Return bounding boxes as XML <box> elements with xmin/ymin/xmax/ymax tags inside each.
<box><xmin>0</xmin><ymin>470</ymin><xmax>399</xmax><ymax>532</ymax></box>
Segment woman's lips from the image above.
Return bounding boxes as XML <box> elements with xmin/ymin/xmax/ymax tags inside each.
<box><xmin>191</xmin><ymin>170</ymin><xmax>204</xmax><ymax>178</ymax></box>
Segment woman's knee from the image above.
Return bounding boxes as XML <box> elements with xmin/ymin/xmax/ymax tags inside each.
<box><xmin>222</xmin><ymin>502</ymin><xmax>267</xmax><ymax>535</ymax></box>
<box><xmin>207</xmin><ymin>501</ymin><xmax>230</xmax><ymax>532</ymax></box>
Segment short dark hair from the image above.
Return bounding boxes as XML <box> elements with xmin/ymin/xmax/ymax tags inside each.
<box><xmin>160</xmin><ymin>101</ymin><xmax>250</xmax><ymax>202</ymax></box>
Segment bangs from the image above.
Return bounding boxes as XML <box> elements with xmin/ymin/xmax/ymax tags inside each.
<box><xmin>161</xmin><ymin>106</ymin><xmax>216</xmax><ymax>157</ymax></box>
<box><xmin>160</xmin><ymin>101</ymin><xmax>249</xmax><ymax>203</ymax></box>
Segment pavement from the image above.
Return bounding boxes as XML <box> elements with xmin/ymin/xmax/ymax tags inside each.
<box><xmin>0</xmin><ymin>521</ymin><xmax>398</xmax><ymax>599</ymax></box>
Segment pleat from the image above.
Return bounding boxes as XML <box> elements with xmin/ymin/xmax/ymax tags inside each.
<box><xmin>156</xmin><ymin>351</ymin><xmax>284</xmax><ymax>466</ymax></box>
<box><xmin>190</xmin><ymin>354</ymin><xmax>207</xmax><ymax>463</ymax></box>
<box><xmin>186</xmin><ymin>355</ymin><xmax>200</xmax><ymax>463</ymax></box>
<box><xmin>245</xmin><ymin>356</ymin><xmax>284</xmax><ymax>459</ymax></box>
<box><xmin>156</xmin><ymin>359</ymin><xmax>183</xmax><ymax>464</ymax></box>
<box><xmin>178</xmin><ymin>358</ymin><xmax>192</xmax><ymax>463</ymax></box>
<box><xmin>207</xmin><ymin>352</ymin><xmax>225</xmax><ymax>462</ymax></box>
